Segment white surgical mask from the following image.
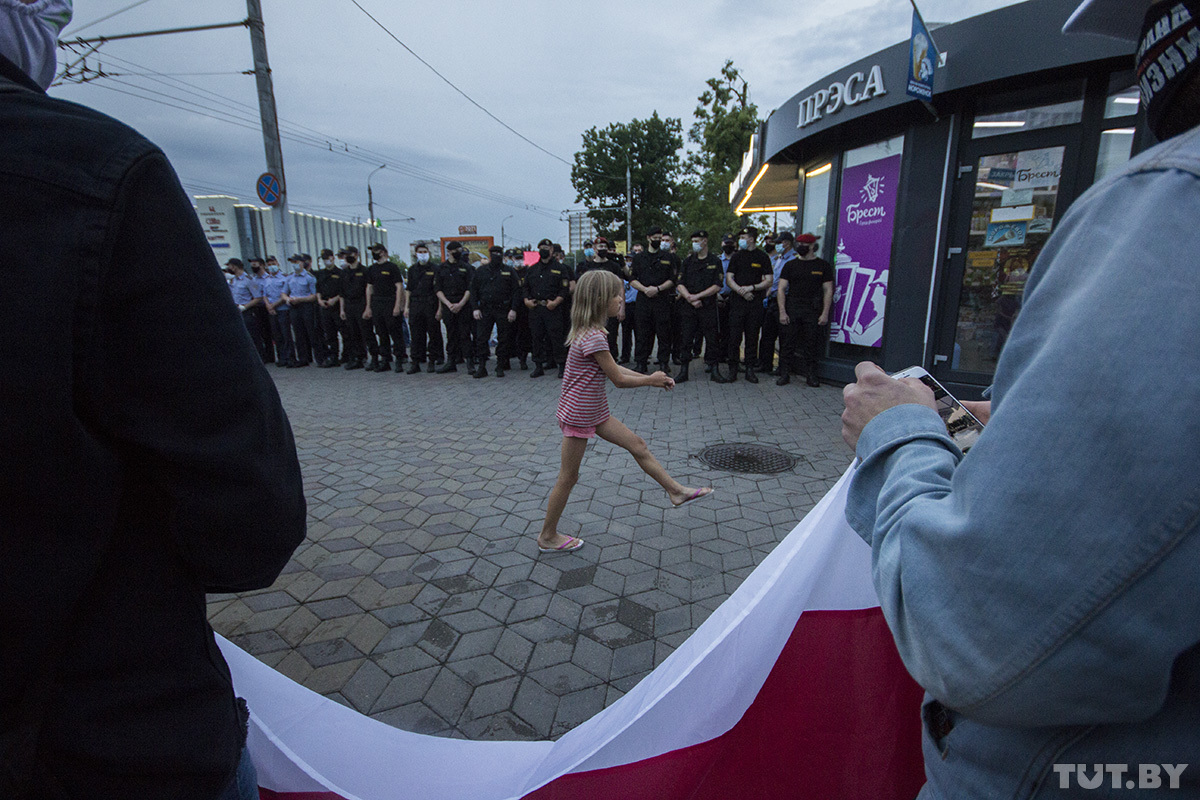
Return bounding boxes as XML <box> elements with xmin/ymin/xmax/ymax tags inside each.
<box><xmin>0</xmin><ymin>0</ymin><xmax>73</xmax><ymax>90</ymax></box>
<box><xmin>738</xmin><ymin>239</ymin><xmax>750</xmax><ymax>250</ymax></box>
<box><xmin>417</xmin><ymin>252</ymin><xmax>430</xmax><ymax>264</ymax></box>
<box><xmin>692</xmin><ymin>242</ymin><xmax>702</xmax><ymax>253</ymax></box>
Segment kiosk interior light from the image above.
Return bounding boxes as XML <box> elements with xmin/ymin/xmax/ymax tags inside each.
<box><xmin>1102</xmin><ymin>128</ymin><xmax>1136</xmax><ymax>135</ymax></box>
<box><xmin>805</xmin><ymin>163</ymin><xmax>833</xmax><ymax>178</ymax></box>
<box><xmin>734</xmin><ymin>164</ymin><xmax>771</xmax><ymax>215</ymax></box>
<box><xmin>1112</xmin><ymin>97</ymin><xmax>1140</xmax><ymax>105</ymax></box>
<box><xmin>973</xmin><ymin>121</ymin><xmax>1026</xmax><ymax>128</ymax></box>
<box><xmin>976</xmin><ymin>181</ymin><xmax>1010</xmax><ymax>191</ymax></box>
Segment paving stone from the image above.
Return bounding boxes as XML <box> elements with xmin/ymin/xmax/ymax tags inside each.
<box><xmin>297</xmin><ymin>638</ymin><xmax>364</xmax><ymax>668</ymax></box>
<box><xmin>528</xmin><ymin>662</ymin><xmax>604</xmax><ymax>697</ymax></box>
<box><xmin>212</xmin><ymin>364</ymin><xmax>846</xmax><ymax>741</ymax></box>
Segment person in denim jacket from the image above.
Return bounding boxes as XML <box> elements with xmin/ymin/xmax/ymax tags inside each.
<box><xmin>841</xmin><ymin>1</ymin><xmax>1199</xmax><ymax>796</ymax></box>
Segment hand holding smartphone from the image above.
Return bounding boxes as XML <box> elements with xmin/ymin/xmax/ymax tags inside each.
<box><xmin>891</xmin><ymin>366</ymin><xmax>986</xmax><ymax>452</ymax></box>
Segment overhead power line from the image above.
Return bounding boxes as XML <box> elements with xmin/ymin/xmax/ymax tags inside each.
<box><xmin>346</xmin><ymin>0</ymin><xmax>575</xmax><ymax>170</ymax></box>
<box><xmin>70</xmin><ymin>0</ymin><xmax>158</xmax><ymax>35</ymax></box>
<box><xmin>66</xmin><ymin>48</ymin><xmax>560</xmax><ymax>219</ymax></box>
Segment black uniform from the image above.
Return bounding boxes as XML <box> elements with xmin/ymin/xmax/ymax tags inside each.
<box><xmin>632</xmin><ymin>248</ymin><xmax>680</xmax><ymax>369</ymax></box>
<box><xmin>367</xmin><ymin>260</ymin><xmax>404</xmax><ymax>366</ymax></box>
<box><xmin>341</xmin><ymin>260</ymin><xmax>375</xmax><ymax>363</ymax></box>
<box><xmin>436</xmin><ymin>258</ymin><xmax>473</xmax><ymax>366</ymax></box>
<box><xmin>524</xmin><ymin>259</ymin><xmax>569</xmax><ymax>369</ymax></box>
<box><xmin>315</xmin><ymin>264</ymin><xmax>345</xmax><ymax>363</ymax></box>
<box><xmin>406</xmin><ymin>260</ymin><xmax>443</xmax><ymax>366</ymax></box>
<box><xmin>512</xmin><ymin>262</ymin><xmax>532</xmax><ymax>366</ymax></box>
<box><xmin>576</xmin><ymin>259</ymin><xmax>623</xmax><ymax>355</ymax></box>
<box><xmin>779</xmin><ymin>256</ymin><xmax>834</xmax><ymax>378</ymax></box>
<box><xmin>471</xmin><ymin>256</ymin><xmax>522</xmax><ymax>366</ymax></box>
<box><xmin>726</xmin><ymin>248</ymin><xmax>771</xmax><ymax>372</ymax></box>
<box><xmin>676</xmin><ymin>252</ymin><xmax>723</xmax><ymax>366</ymax></box>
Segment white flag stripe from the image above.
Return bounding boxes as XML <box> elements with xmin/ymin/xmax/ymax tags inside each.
<box><xmin>217</xmin><ymin>464</ymin><xmax>878</xmax><ymax>800</ymax></box>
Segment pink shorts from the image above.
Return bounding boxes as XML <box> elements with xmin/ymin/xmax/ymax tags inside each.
<box><xmin>559</xmin><ymin>421</ymin><xmax>597</xmax><ymax>439</ymax></box>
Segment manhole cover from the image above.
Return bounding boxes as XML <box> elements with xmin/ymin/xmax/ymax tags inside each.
<box><xmin>695</xmin><ymin>443</ymin><xmax>799</xmax><ymax>474</ymax></box>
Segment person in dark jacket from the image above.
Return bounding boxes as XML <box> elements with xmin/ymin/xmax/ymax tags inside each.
<box><xmin>630</xmin><ymin>226</ymin><xmax>679</xmax><ymax>374</ymax></box>
<box><xmin>0</xmin><ymin>24</ymin><xmax>305</xmax><ymax>800</ymax></box>
<box><xmin>470</xmin><ymin>245</ymin><xmax>522</xmax><ymax>377</ymax></box>
<box><xmin>523</xmin><ymin>238</ymin><xmax>569</xmax><ymax>378</ymax></box>
<box><xmin>435</xmin><ymin>241</ymin><xmax>473</xmax><ymax>373</ymax></box>
<box><xmin>404</xmin><ymin>243</ymin><xmax>444</xmax><ymax>373</ymax></box>
<box><xmin>314</xmin><ymin>249</ymin><xmax>345</xmax><ymax>367</ymax></box>
<box><xmin>339</xmin><ymin>246</ymin><xmax>375</xmax><ymax>370</ymax></box>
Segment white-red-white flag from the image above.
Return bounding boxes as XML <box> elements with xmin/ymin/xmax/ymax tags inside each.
<box><xmin>218</xmin><ymin>466</ymin><xmax>926</xmax><ymax>800</ymax></box>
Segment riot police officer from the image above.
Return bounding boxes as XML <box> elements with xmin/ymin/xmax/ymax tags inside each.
<box><xmin>470</xmin><ymin>245</ymin><xmax>522</xmax><ymax>378</ymax></box>
<box><xmin>723</xmin><ymin>226</ymin><xmax>772</xmax><ymax>383</ymax></box>
<box><xmin>524</xmin><ymin>238</ymin><xmax>568</xmax><ymax>378</ymax></box>
<box><xmin>314</xmin><ymin>248</ymin><xmax>345</xmax><ymax>367</ymax></box>
<box><xmin>674</xmin><ymin>231</ymin><xmax>723</xmax><ymax>383</ymax></box>
<box><xmin>435</xmin><ymin>241</ymin><xmax>473</xmax><ymax>373</ymax></box>
<box><xmin>575</xmin><ymin>236</ymin><xmax>623</xmax><ymax>355</ymax></box>
<box><xmin>339</xmin><ymin>246</ymin><xmax>375</xmax><ymax>370</ymax></box>
<box><xmin>631</xmin><ymin>226</ymin><xmax>679</xmax><ymax>374</ymax></box>
<box><xmin>364</xmin><ymin>244</ymin><xmax>405</xmax><ymax>372</ymax></box>
<box><xmin>405</xmin><ymin>243</ymin><xmax>444</xmax><ymax>373</ymax></box>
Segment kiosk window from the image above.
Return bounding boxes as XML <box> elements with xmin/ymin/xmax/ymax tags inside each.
<box><xmin>1095</xmin><ymin>128</ymin><xmax>1136</xmax><ymax>182</ymax></box>
<box><xmin>953</xmin><ymin>146</ymin><xmax>1065</xmax><ymax>374</ymax></box>
<box><xmin>800</xmin><ymin>162</ymin><xmax>832</xmax><ymax>242</ymax></box>
<box><xmin>972</xmin><ymin>99</ymin><xmax>1083</xmax><ymax>139</ymax></box>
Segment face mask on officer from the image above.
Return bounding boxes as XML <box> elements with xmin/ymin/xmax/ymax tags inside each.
<box><xmin>739</xmin><ymin>238</ymin><xmax>751</xmax><ymax>250</ymax></box>
<box><xmin>796</xmin><ymin>244</ymin><xmax>811</xmax><ymax>256</ymax></box>
<box><xmin>692</xmin><ymin>241</ymin><xmax>703</xmax><ymax>253</ymax></box>
<box><xmin>416</xmin><ymin>252</ymin><xmax>429</xmax><ymax>264</ymax></box>
<box><xmin>650</xmin><ymin>237</ymin><xmax>663</xmax><ymax>250</ymax></box>
<box><xmin>345</xmin><ymin>254</ymin><xmax>356</xmax><ymax>265</ymax></box>
<box><xmin>584</xmin><ymin>248</ymin><xmax>595</xmax><ymax>258</ymax></box>
<box><xmin>722</xmin><ymin>242</ymin><xmax>735</xmax><ymax>255</ymax></box>
<box><xmin>538</xmin><ymin>247</ymin><xmax>551</xmax><ymax>260</ymax></box>
<box><xmin>597</xmin><ymin>247</ymin><xmax>608</xmax><ymax>257</ymax></box>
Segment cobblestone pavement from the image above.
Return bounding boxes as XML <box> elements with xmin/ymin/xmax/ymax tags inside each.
<box><xmin>207</xmin><ymin>357</ymin><xmax>849</xmax><ymax>741</ymax></box>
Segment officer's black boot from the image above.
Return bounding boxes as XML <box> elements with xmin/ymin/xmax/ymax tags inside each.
<box><xmin>427</xmin><ymin>361</ymin><xmax>438</xmax><ymax>373</ymax></box>
<box><xmin>376</xmin><ymin>360</ymin><xmax>390</xmax><ymax>373</ymax></box>
<box><xmin>635</xmin><ymin>362</ymin><xmax>648</xmax><ymax>374</ymax></box>
<box><xmin>345</xmin><ymin>358</ymin><xmax>363</xmax><ymax>370</ymax></box>
<box><xmin>519</xmin><ymin>358</ymin><xmax>528</xmax><ymax>370</ymax></box>
<box><xmin>807</xmin><ymin>373</ymin><xmax>821</xmax><ymax>388</ymax></box>
<box><xmin>711</xmin><ymin>365</ymin><xmax>727</xmax><ymax>383</ymax></box>
<box><xmin>495</xmin><ymin>361</ymin><xmax>506</xmax><ymax>378</ymax></box>
<box><xmin>675</xmin><ymin>363</ymin><xmax>689</xmax><ymax>383</ymax></box>
<box><xmin>366</xmin><ymin>355</ymin><xmax>379</xmax><ymax>371</ymax></box>
<box><xmin>435</xmin><ymin>361</ymin><xmax>457</xmax><ymax>374</ymax></box>
<box><xmin>393</xmin><ymin>360</ymin><xmax>404</xmax><ymax>373</ymax></box>
<box><xmin>556</xmin><ymin>364</ymin><xmax>565</xmax><ymax>379</ymax></box>
<box><xmin>776</xmin><ymin>367</ymin><xmax>790</xmax><ymax>386</ymax></box>
<box><xmin>406</xmin><ymin>361</ymin><xmax>422</xmax><ymax>374</ymax></box>
<box><xmin>745</xmin><ymin>366</ymin><xmax>759</xmax><ymax>384</ymax></box>
<box><xmin>473</xmin><ymin>363</ymin><xmax>488</xmax><ymax>378</ymax></box>
<box><xmin>726</xmin><ymin>363</ymin><xmax>738</xmax><ymax>383</ymax></box>
<box><xmin>530</xmin><ymin>363</ymin><xmax>545</xmax><ymax>378</ymax></box>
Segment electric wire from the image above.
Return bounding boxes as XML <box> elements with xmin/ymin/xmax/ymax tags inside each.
<box><xmin>69</xmin><ymin>0</ymin><xmax>157</xmax><ymax>35</ymax></box>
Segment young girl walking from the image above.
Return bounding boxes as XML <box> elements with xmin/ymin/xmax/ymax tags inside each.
<box><xmin>538</xmin><ymin>269</ymin><xmax>714</xmax><ymax>553</ymax></box>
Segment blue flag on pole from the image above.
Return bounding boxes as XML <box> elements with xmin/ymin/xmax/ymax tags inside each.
<box><xmin>906</xmin><ymin>9</ymin><xmax>937</xmax><ymax>100</ymax></box>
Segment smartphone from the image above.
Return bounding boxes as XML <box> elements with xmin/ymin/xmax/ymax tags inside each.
<box><xmin>891</xmin><ymin>366</ymin><xmax>985</xmax><ymax>453</ymax></box>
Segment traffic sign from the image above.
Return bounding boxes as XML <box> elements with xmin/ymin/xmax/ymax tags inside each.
<box><xmin>257</xmin><ymin>172</ymin><xmax>283</xmax><ymax>206</ymax></box>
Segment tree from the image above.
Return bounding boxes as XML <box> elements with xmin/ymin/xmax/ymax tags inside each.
<box><xmin>570</xmin><ymin>112</ymin><xmax>683</xmax><ymax>245</ymax></box>
<box><xmin>677</xmin><ymin>61</ymin><xmax>767</xmax><ymax>240</ymax></box>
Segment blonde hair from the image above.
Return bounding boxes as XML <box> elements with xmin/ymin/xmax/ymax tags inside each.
<box><xmin>567</xmin><ymin>269</ymin><xmax>623</xmax><ymax>345</ymax></box>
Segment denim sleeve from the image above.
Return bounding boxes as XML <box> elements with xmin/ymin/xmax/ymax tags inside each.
<box><xmin>83</xmin><ymin>151</ymin><xmax>306</xmax><ymax>593</ymax></box>
<box><xmin>847</xmin><ymin>165</ymin><xmax>1200</xmax><ymax>728</ymax></box>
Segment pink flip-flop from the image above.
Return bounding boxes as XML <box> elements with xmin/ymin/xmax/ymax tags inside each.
<box><xmin>671</xmin><ymin>487</ymin><xmax>715</xmax><ymax>508</ymax></box>
<box><xmin>538</xmin><ymin>536</ymin><xmax>584</xmax><ymax>553</ymax></box>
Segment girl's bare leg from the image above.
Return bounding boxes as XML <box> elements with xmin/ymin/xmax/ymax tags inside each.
<box><xmin>595</xmin><ymin>417</ymin><xmax>712</xmax><ymax>505</ymax></box>
<box><xmin>538</xmin><ymin>436</ymin><xmax>589</xmax><ymax>549</ymax></box>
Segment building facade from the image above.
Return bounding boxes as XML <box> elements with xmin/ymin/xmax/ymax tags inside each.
<box><xmin>729</xmin><ymin>0</ymin><xmax>1145</xmax><ymax>396</ymax></box>
<box><xmin>194</xmin><ymin>195</ymin><xmax>387</xmax><ymax>266</ymax></box>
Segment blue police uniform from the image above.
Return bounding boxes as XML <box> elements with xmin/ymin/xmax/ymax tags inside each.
<box><xmin>229</xmin><ymin>274</ymin><xmax>266</xmax><ymax>358</ymax></box>
<box><xmin>261</xmin><ymin>272</ymin><xmax>294</xmax><ymax>366</ymax></box>
<box><xmin>286</xmin><ymin>269</ymin><xmax>320</xmax><ymax>367</ymax></box>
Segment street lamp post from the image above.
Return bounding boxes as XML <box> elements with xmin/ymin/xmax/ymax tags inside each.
<box><xmin>367</xmin><ymin>164</ymin><xmax>386</xmax><ymax>226</ymax></box>
<box><xmin>501</xmin><ymin>214</ymin><xmax>514</xmax><ymax>249</ymax></box>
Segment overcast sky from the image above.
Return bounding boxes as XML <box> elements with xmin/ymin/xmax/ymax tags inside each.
<box><xmin>52</xmin><ymin>0</ymin><xmax>1024</xmax><ymax>249</ymax></box>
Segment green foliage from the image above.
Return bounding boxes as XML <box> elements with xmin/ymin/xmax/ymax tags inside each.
<box><xmin>570</xmin><ymin>112</ymin><xmax>683</xmax><ymax>244</ymax></box>
<box><xmin>677</xmin><ymin>60</ymin><xmax>767</xmax><ymax>240</ymax></box>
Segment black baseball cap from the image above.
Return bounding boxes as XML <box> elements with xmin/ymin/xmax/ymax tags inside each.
<box><xmin>320</xmin><ymin>248</ymin><xmax>334</xmax><ymax>258</ymax></box>
<box><xmin>537</xmin><ymin>238</ymin><xmax>553</xmax><ymax>248</ymax></box>
<box><xmin>777</xmin><ymin>231</ymin><xmax>794</xmax><ymax>242</ymax></box>
<box><xmin>647</xmin><ymin>226</ymin><xmax>663</xmax><ymax>237</ymax></box>
<box><xmin>488</xmin><ymin>245</ymin><xmax>503</xmax><ymax>254</ymax></box>
<box><xmin>446</xmin><ymin>240</ymin><xmax>462</xmax><ymax>250</ymax></box>
<box><xmin>738</xmin><ymin>225</ymin><xmax>759</xmax><ymax>238</ymax></box>
<box><xmin>691</xmin><ymin>230</ymin><xmax>709</xmax><ymax>239</ymax></box>
<box><xmin>344</xmin><ymin>245</ymin><xmax>359</xmax><ymax>254</ymax></box>
<box><xmin>225</xmin><ymin>257</ymin><xmax>244</xmax><ymax>268</ymax></box>
<box><xmin>287</xmin><ymin>253</ymin><xmax>303</xmax><ymax>262</ymax></box>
